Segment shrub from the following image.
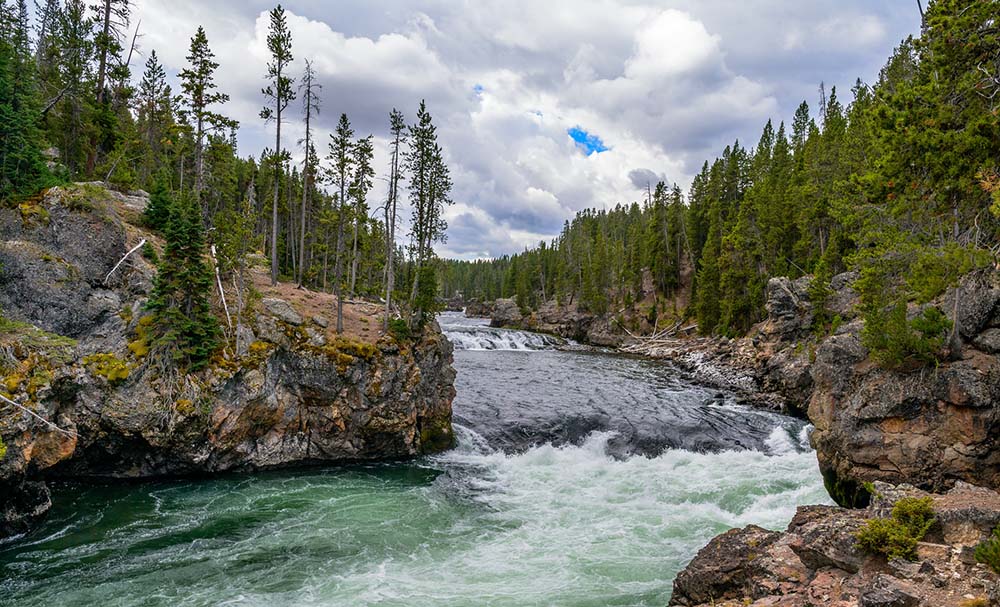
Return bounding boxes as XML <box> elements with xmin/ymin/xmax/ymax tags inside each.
<box><xmin>862</xmin><ymin>303</ymin><xmax>951</xmax><ymax>369</ymax></box>
<box><xmin>975</xmin><ymin>526</ymin><xmax>1000</xmax><ymax>574</ymax></box>
<box><xmin>856</xmin><ymin>496</ymin><xmax>935</xmax><ymax>561</ymax></box>
<box><xmin>140</xmin><ymin>241</ymin><xmax>158</xmax><ymax>264</ymax></box>
<box><xmin>388</xmin><ymin>318</ymin><xmax>412</xmax><ymax>342</ymax></box>
<box><xmin>82</xmin><ymin>352</ymin><xmax>130</xmax><ymax>383</ymax></box>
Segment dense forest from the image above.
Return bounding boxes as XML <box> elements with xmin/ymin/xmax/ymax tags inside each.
<box><xmin>443</xmin><ymin>0</ymin><xmax>1000</xmax><ymax>367</ymax></box>
<box><xmin>0</xmin><ymin>1</ymin><xmax>453</xmax><ymax>367</ymax></box>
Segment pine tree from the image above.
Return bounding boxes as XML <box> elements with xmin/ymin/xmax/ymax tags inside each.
<box><xmin>135</xmin><ymin>50</ymin><xmax>172</xmax><ymax>185</ymax></box>
<box><xmin>348</xmin><ymin>134</ymin><xmax>374</xmax><ymax>295</ymax></box>
<box><xmin>147</xmin><ymin>188</ymin><xmax>220</xmax><ymax>370</ymax></box>
<box><xmin>0</xmin><ymin>4</ymin><xmax>46</xmax><ymax>199</ymax></box>
<box><xmin>260</xmin><ymin>4</ymin><xmax>294</xmax><ymax>286</ymax></box>
<box><xmin>384</xmin><ymin>108</ymin><xmax>406</xmax><ymax>329</ymax></box>
<box><xmin>296</xmin><ymin>59</ymin><xmax>320</xmax><ymax>287</ymax></box>
<box><xmin>179</xmin><ymin>26</ymin><xmax>234</xmax><ymax>201</ymax></box>
<box><xmin>326</xmin><ymin>113</ymin><xmax>354</xmax><ymax>333</ymax></box>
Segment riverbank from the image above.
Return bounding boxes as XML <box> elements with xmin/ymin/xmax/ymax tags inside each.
<box><xmin>0</xmin><ymin>184</ymin><xmax>456</xmax><ymax>539</ymax></box>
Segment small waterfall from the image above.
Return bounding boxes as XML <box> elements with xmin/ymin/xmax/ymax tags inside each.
<box><xmin>443</xmin><ymin>326</ymin><xmax>565</xmax><ymax>351</ymax></box>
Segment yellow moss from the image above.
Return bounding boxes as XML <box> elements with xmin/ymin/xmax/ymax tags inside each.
<box><xmin>18</xmin><ymin>202</ymin><xmax>50</xmax><ymax>225</ymax></box>
<box><xmin>3</xmin><ymin>354</ymin><xmax>52</xmax><ymax>398</ymax></box>
<box><xmin>119</xmin><ymin>305</ymin><xmax>134</xmax><ymax>323</ymax></box>
<box><xmin>175</xmin><ymin>399</ymin><xmax>195</xmax><ymax>416</ymax></box>
<box><xmin>126</xmin><ymin>315</ymin><xmax>154</xmax><ymax>358</ymax></box>
<box><xmin>239</xmin><ymin>340</ymin><xmax>276</xmax><ymax>368</ymax></box>
<box><xmin>82</xmin><ymin>352</ymin><xmax>130</xmax><ymax>383</ymax></box>
<box><xmin>127</xmin><ymin>338</ymin><xmax>149</xmax><ymax>358</ymax></box>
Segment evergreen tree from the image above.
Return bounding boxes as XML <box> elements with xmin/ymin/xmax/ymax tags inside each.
<box><xmin>260</xmin><ymin>4</ymin><xmax>294</xmax><ymax>286</ymax></box>
<box><xmin>147</xmin><ymin>189</ymin><xmax>221</xmax><ymax>370</ymax></box>
<box><xmin>0</xmin><ymin>2</ymin><xmax>47</xmax><ymax>199</ymax></box>
<box><xmin>179</xmin><ymin>26</ymin><xmax>234</xmax><ymax>201</ymax></box>
<box><xmin>326</xmin><ymin>113</ymin><xmax>353</xmax><ymax>333</ymax></box>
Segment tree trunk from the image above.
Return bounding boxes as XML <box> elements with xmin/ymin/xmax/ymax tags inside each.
<box><xmin>271</xmin><ymin>106</ymin><xmax>282</xmax><ymax>285</ymax></box>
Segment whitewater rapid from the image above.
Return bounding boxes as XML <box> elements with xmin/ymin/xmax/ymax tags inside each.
<box><xmin>0</xmin><ymin>314</ymin><xmax>830</xmax><ymax>607</ymax></box>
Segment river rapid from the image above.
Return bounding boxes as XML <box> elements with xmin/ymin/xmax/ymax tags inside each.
<box><xmin>0</xmin><ymin>312</ymin><xmax>830</xmax><ymax>606</ymax></box>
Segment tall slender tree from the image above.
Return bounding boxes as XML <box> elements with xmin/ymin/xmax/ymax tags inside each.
<box><xmin>260</xmin><ymin>4</ymin><xmax>294</xmax><ymax>285</ymax></box>
<box><xmin>383</xmin><ymin>108</ymin><xmax>406</xmax><ymax>329</ymax></box>
<box><xmin>296</xmin><ymin>59</ymin><xmax>320</xmax><ymax>287</ymax></box>
<box><xmin>348</xmin><ymin>134</ymin><xmax>374</xmax><ymax>295</ymax></box>
<box><xmin>326</xmin><ymin>113</ymin><xmax>354</xmax><ymax>333</ymax></box>
<box><xmin>178</xmin><ymin>26</ymin><xmax>233</xmax><ymax>202</ymax></box>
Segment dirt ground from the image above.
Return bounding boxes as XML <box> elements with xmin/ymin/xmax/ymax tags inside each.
<box><xmin>251</xmin><ymin>268</ymin><xmax>387</xmax><ymax>344</ymax></box>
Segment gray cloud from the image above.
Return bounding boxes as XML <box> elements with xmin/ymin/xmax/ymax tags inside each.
<box><xmin>628</xmin><ymin>169</ymin><xmax>667</xmax><ymax>191</ymax></box>
<box><xmin>131</xmin><ymin>0</ymin><xmax>920</xmax><ymax>259</ymax></box>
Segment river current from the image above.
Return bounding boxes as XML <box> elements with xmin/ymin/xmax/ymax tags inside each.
<box><xmin>0</xmin><ymin>312</ymin><xmax>829</xmax><ymax>606</ymax></box>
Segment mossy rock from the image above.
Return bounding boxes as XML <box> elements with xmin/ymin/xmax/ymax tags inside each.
<box><xmin>823</xmin><ymin>466</ymin><xmax>872</xmax><ymax>509</ymax></box>
<box><xmin>419</xmin><ymin>418</ymin><xmax>455</xmax><ymax>454</ymax></box>
<box><xmin>82</xmin><ymin>352</ymin><xmax>130</xmax><ymax>383</ymax></box>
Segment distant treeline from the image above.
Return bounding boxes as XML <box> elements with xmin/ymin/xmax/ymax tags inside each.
<box><xmin>443</xmin><ymin>0</ymin><xmax>1000</xmax><ymax>368</ymax></box>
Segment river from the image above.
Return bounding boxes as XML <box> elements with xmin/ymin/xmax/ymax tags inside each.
<box><xmin>0</xmin><ymin>312</ymin><xmax>829</xmax><ymax>606</ymax></box>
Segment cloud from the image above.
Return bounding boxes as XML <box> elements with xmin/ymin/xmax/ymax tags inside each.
<box><xmin>129</xmin><ymin>0</ymin><xmax>920</xmax><ymax>260</ymax></box>
<box><xmin>628</xmin><ymin>168</ymin><xmax>666</xmax><ymax>190</ymax></box>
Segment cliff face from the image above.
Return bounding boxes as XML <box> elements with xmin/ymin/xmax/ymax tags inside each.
<box><xmin>668</xmin><ymin>270</ymin><xmax>1000</xmax><ymax>604</ymax></box>
<box><xmin>0</xmin><ymin>185</ymin><xmax>456</xmax><ymax>538</ymax></box>
<box><xmin>809</xmin><ymin>271</ymin><xmax>1000</xmax><ymax>507</ymax></box>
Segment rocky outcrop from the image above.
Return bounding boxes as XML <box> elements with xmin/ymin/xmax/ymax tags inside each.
<box><xmin>670</xmin><ymin>482</ymin><xmax>1000</xmax><ymax>607</ymax></box>
<box><xmin>489</xmin><ymin>298</ymin><xmax>625</xmax><ymax>347</ymax></box>
<box><xmin>633</xmin><ymin>268</ymin><xmax>1000</xmax><ymax>503</ymax></box>
<box><xmin>489</xmin><ymin>298</ymin><xmax>523</xmax><ymax>329</ymax></box>
<box><xmin>463</xmin><ymin>300</ymin><xmax>493</xmax><ymax>318</ymax></box>
<box><xmin>810</xmin><ymin>270</ymin><xmax>1000</xmax><ymax>507</ymax></box>
<box><xmin>0</xmin><ymin>185</ymin><xmax>456</xmax><ymax>539</ymax></box>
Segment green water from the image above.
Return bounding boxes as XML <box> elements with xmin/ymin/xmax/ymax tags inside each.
<box><xmin>1</xmin><ymin>431</ymin><xmax>828</xmax><ymax>607</ymax></box>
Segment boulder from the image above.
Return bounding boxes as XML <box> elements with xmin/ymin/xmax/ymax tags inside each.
<box><xmin>490</xmin><ymin>298</ymin><xmax>523</xmax><ymax>328</ymax></box>
<box><xmin>973</xmin><ymin>328</ymin><xmax>1000</xmax><ymax>354</ymax></box>
<box><xmin>669</xmin><ymin>525</ymin><xmax>781</xmax><ymax>605</ymax></box>
<box><xmin>670</xmin><ymin>483</ymin><xmax>1000</xmax><ymax>607</ymax></box>
<box><xmin>261</xmin><ymin>297</ymin><xmax>303</xmax><ymax>325</ymax></box>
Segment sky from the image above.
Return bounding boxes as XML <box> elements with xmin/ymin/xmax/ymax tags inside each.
<box><xmin>129</xmin><ymin>0</ymin><xmax>922</xmax><ymax>260</ymax></box>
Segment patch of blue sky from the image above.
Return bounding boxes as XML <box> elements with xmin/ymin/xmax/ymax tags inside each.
<box><xmin>567</xmin><ymin>126</ymin><xmax>609</xmax><ymax>155</ymax></box>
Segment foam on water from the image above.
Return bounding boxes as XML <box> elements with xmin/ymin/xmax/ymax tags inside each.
<box><xmin>444</xmin><ymin>325</ymin><xmax>565</xmax><ymax>351</ymax></box>
<box><xmin>2</xmin><ymin>424</ymin><xmax>829</xmax><ymax>607</ymax></box>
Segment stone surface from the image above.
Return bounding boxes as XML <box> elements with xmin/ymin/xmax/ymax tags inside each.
<box><xmin>261</xmin><ymin>297</ymin><xmax>303</xmax><ymax>325</ymax></box>
<box><xmin>670</xmin><ymin>525</ymin><xmax>781</xmax><ymax>605</ymax></box>
<box><xmin>670</xmin><ymin>483</ymin><xmax>1000</xmax><ymax>607</ymax></box>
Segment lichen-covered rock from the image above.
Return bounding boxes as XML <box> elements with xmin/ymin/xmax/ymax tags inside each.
<box><xmin>669</xmin><ymin>525</ymin><xmax>781</xmax><ymax>605</ymax></box>
<box><xmin>261</xmin><ymin>297</ymin><xmax>303</xmax><ymax>325</ymax></box>
<box><xmin>809</xmin><ymin>322</ymin><xmax>1000</xmax><ymax>504</ymax></box>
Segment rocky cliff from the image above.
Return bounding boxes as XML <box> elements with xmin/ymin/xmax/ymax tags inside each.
<box><xmin>0</xmin><ymin>184</ymin><xmax>456</xmax><ymax>538</ymax></box>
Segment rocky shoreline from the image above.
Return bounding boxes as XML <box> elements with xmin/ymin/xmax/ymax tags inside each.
<box><xmin>0</xmin><ymin>185</ymin><xmax>456</xmax><ymax>539</ymax></box>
